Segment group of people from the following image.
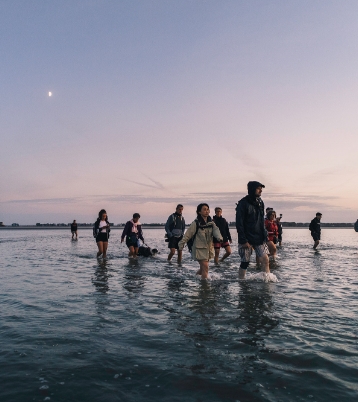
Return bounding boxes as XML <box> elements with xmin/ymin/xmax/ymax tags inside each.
<box><xmin>74</xmin><ymin>180</ymin><xmax>327</xmax><ymax>280</ymax></box>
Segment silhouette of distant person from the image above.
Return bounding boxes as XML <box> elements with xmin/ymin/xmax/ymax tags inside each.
<box><xmin>71</xmin><ymin>220</ymin><xmax>78</xmax><ymax>240</ymax></box>
<box><xmin>309</xmin><ymin>212</ymin><xmax>322</xmax><ymax>250</ymax></box>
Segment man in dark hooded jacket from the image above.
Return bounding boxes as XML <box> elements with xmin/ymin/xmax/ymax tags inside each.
<box><xmin>235</xmin><ymin>181</ymin><xmax>270</xmax><ymax>279</ymax></box>
<box><xmin>309</xmin><ymin>212</ymin><xmax>322</xmax><ymax>249</ymax></box>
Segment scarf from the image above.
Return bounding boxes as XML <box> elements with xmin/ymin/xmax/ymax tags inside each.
<box><xmin>131</xmin><ymin>219</ymin><xmax>140</xmax><ymax>233</ymax></box>
<box><xmin>197</xmin><ymin>215</ymin><xmax>212</xmax><ymax>228</ymax></box>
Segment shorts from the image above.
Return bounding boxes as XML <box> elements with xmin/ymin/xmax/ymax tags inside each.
<box><xmin>168</xmin><ymin>236</ymin><xmax>183</xmax><ymax>250</ymax></box>
<box><xmin>96</xmin><ymin>233</ymin><xmax>108</xmax><ymax>243</ymax></box>
<box><xmin>238</xmin><ymin>243</ymin><xmax>268</xmax><ymax>263</ymax></box>
<box><xmin>126</xmin><ymin>235</ymin><xmax>139</xmax><ymax>249</ymax></box>
<box><xmin>311</xmin><ymin>233</ymin><xmax>320</xmax><ymax>241</ymax></box>
<box><xmin>213</xmin><ymin>241</ymin><xmax>230</xmax><ymax>249</ymax></box>
<box><xmin>71</xmin><ymin>231</ymin><xmax>77</xmax><ymax>234</ymax></box>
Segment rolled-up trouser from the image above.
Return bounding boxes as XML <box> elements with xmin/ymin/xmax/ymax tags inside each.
<box><xmin>238</xmin><ymin>243</ymin><xmax>268</xmax><ymax>269</ymax></box>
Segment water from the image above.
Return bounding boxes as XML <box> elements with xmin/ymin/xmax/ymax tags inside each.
<box><xmin>1</xmin><ymin>228</ymin><xmax>358</xmax><ymax>402</ymax></box>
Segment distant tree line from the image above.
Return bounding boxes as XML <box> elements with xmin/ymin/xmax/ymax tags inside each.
<box><xmin>1</xmin><ymin>222</ymin><xmax>354</xmax><ymax>228</ymax></box>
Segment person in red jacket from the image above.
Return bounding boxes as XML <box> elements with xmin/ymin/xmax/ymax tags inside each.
<box><xmin>265</xmin><ymin>210</ymin><xmax>279</xmax><ymax>258</ymax></box>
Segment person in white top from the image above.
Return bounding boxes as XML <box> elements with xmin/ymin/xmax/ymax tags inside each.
<box><xmin>93</xmin><ymin>209</ymin><xmax>111</xmax><ymax>258</ymax></box>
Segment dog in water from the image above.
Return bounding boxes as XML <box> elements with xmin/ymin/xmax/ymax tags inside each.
<box><xmin>137</xmin><ymin>246</ymin><xmax>158</xmax><ymax>257</ymax></box>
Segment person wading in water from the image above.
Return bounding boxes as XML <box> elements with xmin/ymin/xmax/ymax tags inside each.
<box><xmin>165</xmin><ymin>204</ymin><xmax>186</xmax><ymax>264</ymax></box>
<box><xmin>178</xmin><ymin>203</ymin><xmax>222</xmax><ymax>279</ymax></box>
<box><xmin>236</xmin><ymin>181</ymin><xmax>270</xmax><ymax>279</ymax></box>
<box><xmin>212</xmin><ymin>207</ymin><xmax>232</xmax><ymax>264</ymax></box>
<box><xmin>121</xmin><ymin>213</ymin><xmax>145</xmax><ymax>258</ymax></box>
<box><xmin>71</xmin><ymin>220</ymin><xmax>78</xmax><ymax>240</ymax></box>
<box><xmin>309</xmin><ymin>212</ymin><xmax>322</xmax><ymax>250</ymax></box>
<box><xmin>93</xmin><ymin>210</ymin><xmax>110</xmax><ymax>258</ymax></box>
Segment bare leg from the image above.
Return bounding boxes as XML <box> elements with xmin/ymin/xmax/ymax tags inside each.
<box><xmin>198</xmin><ymin>260</ymin><xmax>209</xmax><ymax>279</ymax></box>
<box><xmin>267</xmin><ymin>241</ymin><xmax>277</xmax><ymax>257</ymax></box>
<box><xmin>97</xmin><ymin>242</ymin><xmax>103</xmax><ymax>257</ymax></box>
<box><xmin>128</xmin><ymin>246</ymin><xmax>136</xmax><ymax>258</ymax></box>
<box><xmin>220</xmin><ymin>245</ymin><xmax>232</xmax><ymax>262</ymax></box>
<box><xmin>102</xmin><ymin>242</ymin><xmax>108</xmax><ymax>258</ymax></box>
<box><xmin>239</xmin><ymin>268</ymin><xmax>247</xmax><ymax>279</ymax></box>
<box><xmin>168</xmin><ymin>248</ymin><xmax>175</xmax><ymax>261</ymax></box>
<box><xmin>258</xmin><ymin>254</ymin><xmax>270</xmax><ymax>273</ymax></box>
<box><xmin>134</xmin><ymin>247</ymin><xmax>139</xmax><ymax>257</ymax></box>
<box><xmin>75</xmin><ymin>230</ymin><xmax>78</xmax><ymax>240</ymax></box>
<box><xmin>177</xmin><ymin>250</ymin><xmax>182</xmax><ymax>263</ymax></box>
<box><xmin>214</xmin><ymin>248</ymin><xmax>220</xmax><ymax>264</ymax></box>
<box><xmin>313</xmin><ymin>240</ymin><xmax>319</xmax><ymax>249</ymax></box>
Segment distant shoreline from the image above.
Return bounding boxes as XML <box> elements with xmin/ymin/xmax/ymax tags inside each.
<box><xmin>0</xmin><ymin>225</ymin><xmax>355</xmax><ymax>230</ymax></box>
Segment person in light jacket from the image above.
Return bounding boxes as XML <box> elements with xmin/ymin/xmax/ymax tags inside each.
<box><xmin>178</xmin><ymin>203</ymin><xmax>222</xmax><ymax>279</ymax></box>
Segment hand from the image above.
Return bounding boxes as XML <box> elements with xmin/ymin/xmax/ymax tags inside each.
<box><xmin>241</xmin><ymin>242</ymin><xmax>251</xmax><ymax>248</ymax></box>
<box><xmin>229</xmin><ymin>240</ymin><xmax>232</xmax><ymax>244</ymax></box>
<box><xmin>121</xmin><ymin>238</ymin><xmax>124</xmax><ymax>243</ymax></box>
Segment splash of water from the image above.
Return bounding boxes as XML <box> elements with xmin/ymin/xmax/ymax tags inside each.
<box><xmin>246</xmin><ymin>272</ymin><xmax>278</xmax><ymax>282</ymax></box>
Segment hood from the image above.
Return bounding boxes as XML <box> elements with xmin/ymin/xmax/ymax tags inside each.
<box><xmin>247</xmin><ymin>181</ymin><xmax>265</xmax><ymax>197</ymax></box>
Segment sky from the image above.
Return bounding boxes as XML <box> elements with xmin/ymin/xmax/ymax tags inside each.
<box><xmin>1</xmin><ymin>0</ymin><xmax>358</xmax><ymax>224</ymax></box>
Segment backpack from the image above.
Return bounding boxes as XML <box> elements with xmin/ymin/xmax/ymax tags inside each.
<box><xmin>187</xmin><ymin>220</ymin><xmax>200</xmax><ymax>253</ymax></box>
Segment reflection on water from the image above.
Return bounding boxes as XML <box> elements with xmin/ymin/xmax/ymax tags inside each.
<box><xmin>238</xmin><ymin>282</ymin><xmax>277</xmax><ymax>349</ymax></box>
<box><xmin>92</xmin><ymin>259</ymin><xmax>110</xmax><ymax>294</ymax></box>
<box><xmin>1</xmin><ymin>228</ymin><xmax>358</xmax><ymax>402</ymax></box>
<box><xmin>123</xmin><ymin>260</ymin><xmax>146</xmax><ymax>295</ymax></box>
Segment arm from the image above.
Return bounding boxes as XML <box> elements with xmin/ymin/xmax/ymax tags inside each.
<box><xmin>165</xmin><ymin>215</ymin><xmax>173</xmax><ymax>237</ymax></box>
<box><xmin>121</xmin><ymin>221</ymin><xmax>130</xmax><ymax>240</ymax></box>
<box><xmin>309</xmin><ymin>220</ymin><xmax>314</xmax><ymax>232</ymax></box>
<box><xmin>138</xmin><ymin>225</ymin><xmax>144</xmax><ymax>242</ymax></box>
<box><xmin>93</xmin><ymin>221</ymin><xmax>100</xmax><ymax>238</ymax></box>
<box><xmin>182</xmin><ymin>217</ymin><xmax>186</xmax><ymax>234</ymax></box>
<box><xmin>225</xmin><ymin>220</ymin><xmax>232</xmax><ymax>242</ymax></box>
<box><xmin>178</xmin><ymin>221</ymin><xmax>198</xmax><ymax>250</ymax></box>
<box><xmin>236</xmin><ymin>202</ymin><xmax>248</xmax><ymax>244</ymax></box>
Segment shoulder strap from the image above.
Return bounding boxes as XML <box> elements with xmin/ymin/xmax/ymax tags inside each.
<box><xmin>195</xmin><ymin>219</ymin><xmax>200</xmax><ymax>234</ymax></box>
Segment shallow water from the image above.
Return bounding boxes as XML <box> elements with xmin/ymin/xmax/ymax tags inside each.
<box><xmin>1</xmin><ymin>228</ymin><xmax>358</xmax><ymax>402</ymax></box>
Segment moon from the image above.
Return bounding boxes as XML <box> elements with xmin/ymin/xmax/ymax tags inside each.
<box><xmin>48</xmin><ymin>92</ymin><xmax>52</xmax><ymax>97</ymax></box>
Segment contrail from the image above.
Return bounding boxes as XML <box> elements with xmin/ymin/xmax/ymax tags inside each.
<box><xmin>118</xmin><ymin>175</ymin><xmax>169</xmax><ymax>190</ymax></box>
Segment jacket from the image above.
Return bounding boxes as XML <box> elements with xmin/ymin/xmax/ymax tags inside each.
<box><xmin>276</xmin><ymin>219</ymin><xmax>283</xmax><ymax>235</ymax></box>
<box><xmin>121</xmin><ymin>221</ymin><xmax>144</xmax><ymax>241</ymax></box>
<box><xmin>212</xmin><ymin>216</ymin><xmax>232</xmax><ymax>243</ymax></box>
<box><xmin>93</xmin><ymin>220</ymin><xmax>111</xmax><ymax>239</ymax></box>
<box><xmin>265</xmin><ymin>219</ymin><xmax>278</xmax><ymax>242</ymax></box>
<box><xmin>309</xmin><ymin>218</ymin><xmax>321</xmax><ymax>235</ymax></box>
<box><xmin>165</xmin><ymin>213</ymin><xmax>186</xmax><ymax>237</ymax></box>
<box><xmin>178</xmin><ymin>220</ymin><xmax>222</xmax><ymax>261</ymax></box>
<box><xmin>236</xmin><ymin>195</ymin><xmax>266</xmax><ymax>245</ymax></box>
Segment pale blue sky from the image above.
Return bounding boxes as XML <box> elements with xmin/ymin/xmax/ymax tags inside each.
<box><xmin>1</xmin><ymin>1</ymin><xmax>358</xmax><ymax>224</ymax></box>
